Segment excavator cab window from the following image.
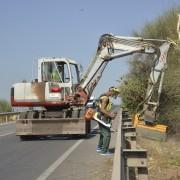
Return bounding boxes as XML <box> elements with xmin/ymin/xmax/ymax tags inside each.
<box><xmin>70</xmin><ymin>64</ymin><xmax>80</xmax><ymax>84</ymax></box>
<box><xmin>63</xmin><ymin>63</ymin><xmax>70</xmax><ymax>83</ymax></box>
<box><xmin>70</xmin><ymin>63</ymin><xmax>80</xmax><ymax>93</ymax></box>
<box><xmin>41</xmin><ymin>61</ymin><xmax>70</xmax><ymax>83</ymax></box>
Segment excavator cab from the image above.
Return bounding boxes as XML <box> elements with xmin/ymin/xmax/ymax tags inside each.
<box><xmin>11</xmin><ymin>58</ymin><xmax>81</xmax><ymax>108</ymax></box>
<box><xmin>13</xmin><ymin>58</ymin><xmax>91</xmax><ymax>139</ymax></box>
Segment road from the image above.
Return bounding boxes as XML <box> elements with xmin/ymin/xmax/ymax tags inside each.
<box><xmin>0</xmin><ymin>122</ymin><xmax>15</xmax><ymax>137</ymax></box>
<box><xmin>0</xmin><ymin>120</ymin><xmax>116</xmax><ymax>180</ymax></box>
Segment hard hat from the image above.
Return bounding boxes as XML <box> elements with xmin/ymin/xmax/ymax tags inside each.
<box><xmin>109</xmin><ymin>86</ymin><xmax>120</xmax><ymax>93</ymax></box>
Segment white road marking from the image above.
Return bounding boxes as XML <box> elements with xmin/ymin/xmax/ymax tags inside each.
<box><xmin>0</xmin><ymin>132</ymin><xmax>15</xmax><ymax>137</ymax></box>
<box><xmin>0</xmin><ymin>121</ymin><xmax>15</xmax><ymax>126</ymax></box>
<box><xmin>36</xmin><ymin>124</ymin><xmax>99</xmax><ymax>180</ymax></box>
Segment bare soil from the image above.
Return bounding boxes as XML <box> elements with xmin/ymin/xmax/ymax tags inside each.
<box><xmin>137</xmin><ymin>135</ymin><xmax>180</xmax><ymax>180</ymax></box>
<box><xmin>89</xmin><ymin>157</ymin><xmax>113</xmax><ymax>180</ymax></box>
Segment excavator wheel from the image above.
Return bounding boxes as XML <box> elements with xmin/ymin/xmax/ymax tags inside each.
<box><xmin>20</xmin><ymin>135</ymin><xmax>32</xmax><ymax>141</ymax></box>
<box><xmin>19</xmin><ymin>135</ymin><xmax>39</xmax><ymax>141</ymax></box>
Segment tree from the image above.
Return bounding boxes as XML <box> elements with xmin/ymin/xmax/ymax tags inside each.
<box><xmin>0</xmin><ymin>99</ymin><xmax>12</xmax><ymax>113</ymax></box>
<box><xmin>119</xmin><ymin>7</ymin><xmax>180</xmax><ymax>126</ymax></box>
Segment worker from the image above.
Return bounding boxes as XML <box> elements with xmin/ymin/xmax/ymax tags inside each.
<box><xmin>51</xmin><ymin>68</ymin><xmax>61</xmax><ymax>82</ymax></box>
<box><xmin>96</xmin><ymin>86</ymin><xmax>120</xmax><ymax>155</ymax></box>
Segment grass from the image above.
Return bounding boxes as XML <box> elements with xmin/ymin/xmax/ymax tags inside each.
<box><xmin>169</xmin><ymin>155</ymin><xmax>180</xmax><ymax>166</ymax></box>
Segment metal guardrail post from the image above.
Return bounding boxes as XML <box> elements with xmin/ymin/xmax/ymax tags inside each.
<box><xmin>6</xmin><ymin>115</ymin><xmax>8</xmax><ymax>123</ymax></box>
<box><xmin>111</xmin><ymin>109</ymin><xmax>125</xmax><ymax>180</ymax></box>
<box><xmin>0</xmin><ymin>112</ymin><xmax>20</xmax><ymax>124</ymax></box>
<box><xmin>112</xmin><ymin>110</ymin><xmax>148</xmax><ymax>180</ymax></box>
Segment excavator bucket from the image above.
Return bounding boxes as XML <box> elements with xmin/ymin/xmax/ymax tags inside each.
<box><xmin>133</xmin><ymin>114</ymin><xmax>168</xmax><ymax>141</ymax></box>
<box><xmin>143</xmin><ymin>110</ymin><xmax>156</xmax><ymax>124</ymax></box>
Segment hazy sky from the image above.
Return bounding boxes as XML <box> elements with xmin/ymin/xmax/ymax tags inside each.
<box><xmin>0</xmin><ymin>0</ymin><xmax>179</xmax><ymax>101</ymax></box>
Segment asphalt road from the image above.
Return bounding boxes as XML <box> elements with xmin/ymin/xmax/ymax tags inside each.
<box><xmin>0</xmin><ymin>122</ymin><xmax>15</xmax><ymax>137</ymax></box>
<box><xmin>0</xmin><ymin>121</ymin><xmax>108</xmax><ymax>180</ymax></box>
<box><xmin>0</xmin><ymin>107</ymin><xmax>120</xmax><ymax>180</ymax></box>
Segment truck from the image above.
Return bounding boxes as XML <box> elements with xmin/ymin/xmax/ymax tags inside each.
<box><xmin>11</xmin><ymin>34</ymin><xmax>172</xmax><ymax>140</ymax></box>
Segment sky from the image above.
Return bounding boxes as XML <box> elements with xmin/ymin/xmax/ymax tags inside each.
<box><xmin>0</xmin><ymin>0</ymin><xmax>180</xmax><ymax>102</ymax></box>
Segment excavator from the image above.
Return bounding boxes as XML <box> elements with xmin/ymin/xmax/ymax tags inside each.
<box><xmin>11</xmin><ymin>33</ymin><xmax>172</xmax><ymax>140</ymax></box>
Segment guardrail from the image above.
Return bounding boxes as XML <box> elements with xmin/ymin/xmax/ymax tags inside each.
<box><xmin>112</xmin><ymin>110</ymin><xmax>148</xmax><ymax>180</ymax></box>
<box><xmin>0</xmin><ymin>112</ymin><xmax>20</xmax><ymax>124</ymax></box>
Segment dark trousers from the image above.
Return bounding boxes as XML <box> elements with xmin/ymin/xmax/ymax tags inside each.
<box><xmin>98</xmin><ymin>121</ymin><xmax>111</xmax><ymax>153</ymax></box>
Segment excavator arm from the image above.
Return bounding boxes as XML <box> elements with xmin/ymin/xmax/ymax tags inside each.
<box><xmin>142</xmin><ymin>42</ymin><xmax>171</xmax><ymax>123</ymax></box>
<box><xmin>80</xmin><ymin>34</ymin><xmax>159</xmax><ymax>96</ymax></box>
<box><xmin>76</xmin><ymin>34</ymin><xmax>171</xmax><ymax>123</ymax></box>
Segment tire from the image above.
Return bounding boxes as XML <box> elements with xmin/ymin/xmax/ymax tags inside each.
<box><xmin>19</xmin><ymin>135</ymin><xmax>29</xmax><ymax>141</ymax></box>
<box><xmin>19</xmin><ymin>135</ymin><xmax>36</xmax><ymax>141</ymax></box>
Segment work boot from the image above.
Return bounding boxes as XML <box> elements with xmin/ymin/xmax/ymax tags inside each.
<box><xmin>96</xmin><ymin>146</ymin><xmax>102</xmax><ymax>152</ymax></box>
<box><xmin>100</xmin><ymin>151</ymin><xmax>113</xmax><ymax>156</ymax></box>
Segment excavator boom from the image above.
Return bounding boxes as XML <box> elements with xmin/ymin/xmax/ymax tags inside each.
<box><xmin>80</xmin><ymin>34</ymin><xmax>164</xmax><ymax>96</ymax></box>
<box><xmin>79</xmin><ymin>34</ymin><xmax>171</xmax><ymax>124</ymax></box>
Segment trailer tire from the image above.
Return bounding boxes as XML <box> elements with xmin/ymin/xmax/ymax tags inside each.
<box><xmin>19</xmin><ymin>135</ymin><xmax>28</xmax><ymax>141</ymax></box>
<box><xmin>19</xmin><ymin>135</ymin><xmax>36</xmax><ymax>141</ymax></box>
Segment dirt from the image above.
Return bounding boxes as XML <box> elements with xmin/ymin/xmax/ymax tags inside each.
<box><xmin>137</xmin><ymin>135</ymin><xmax>180</xmax><ymax>180</ymax></box>
<box><xmin>89</xmin><ymin>157</ymin><xmax>113</xmax><ymax>180</ymax></box>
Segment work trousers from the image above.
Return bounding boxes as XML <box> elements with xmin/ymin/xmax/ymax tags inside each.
<box><xmin>97</xmin><ymin>116</ymin><xmax>111</xmax><ymax>153</ymax></box>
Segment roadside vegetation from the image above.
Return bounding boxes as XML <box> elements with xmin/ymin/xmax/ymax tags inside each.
<box><xmin>0</xmin><ymin>99</ymin><xmax>12</xmax><ymax>123</ymax></box>
<box><xmin>118</xmin><ymin>6</ymin><xmax>180</xmax><ymax>180</ymax></box>
<box><xmin>119</xmin><ymin>7</ymin><xmax>180</xmax><ymax>129</ymax></box>
<box><xmin>0</xmin><ymin>99</ymin><xmax>12</xmax><ymax>113</ymax></box>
